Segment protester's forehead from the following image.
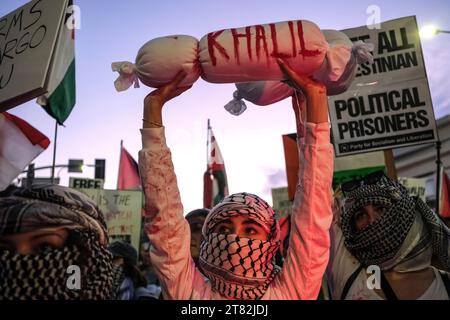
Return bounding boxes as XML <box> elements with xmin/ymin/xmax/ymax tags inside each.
<box><xmin>0</xmin><ymin>226</ymin><xmax>68</xmax><ymax>240</ymax></box>
<box><xmin>186</xmin><ymin>214</ymin><xmax>207</xmax><ymax>224</ymax></box>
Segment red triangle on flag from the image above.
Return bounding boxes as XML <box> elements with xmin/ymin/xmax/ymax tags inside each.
<box><xmin>118</xmin><ymin>145</ymin><xmax>140</xmax><ymax>190</ymax></box>
<box><xmin>3</xmin><ymin>112</ymin><xmax>50</xmax><ymax>149</ymax></box>
<box><xmin>440</xmin><ymin>170</ymin><xmax>450</xmax><ymax>218</ymax></box>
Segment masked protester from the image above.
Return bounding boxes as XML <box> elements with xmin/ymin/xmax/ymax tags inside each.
<box><xmin>138</xmin><ymin>58</ymin><xmax>333</xmax><ymax>300</ymax></box>
<box><xmin>328</xmin><ymin>172</ymin><xmax>450</xmax><ymax>300</ymax></box>
<box><xmin>109</xmin><ymin>241</ymin><xmax>149</xmax><ymax>300</ymax></box>
<box><xmin>0</xmin><ymin>185</ymin><xmax>114</xmax><ymax>300</ymax></box>
<box><xmin>185</xmin><ymin>209</ymin><xmax>209</xmax><ymax>266</ymax></box>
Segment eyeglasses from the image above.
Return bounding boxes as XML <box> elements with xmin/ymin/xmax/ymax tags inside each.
<box><xmin>341</xmin><ymin>170</ymin><xmax>389</xmax><ymax>195</ymax></box>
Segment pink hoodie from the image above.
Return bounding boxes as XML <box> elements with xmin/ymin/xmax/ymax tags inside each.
<box><xmin>139</xmin><ymin>122</ymin><xmax>333</xmax><ymax>300</ymax></box>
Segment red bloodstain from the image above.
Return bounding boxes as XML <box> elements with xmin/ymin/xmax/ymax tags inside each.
<box><xmin>255</xmin><ymin>25</ymin><xmax>269</xmax><ymax>64</ymax></box>
<box><xmin>208</xmin><ymin>30</ymin><xmax>230</xmax><ymax>66</ymax></box>
<box><xmin>270</xmin><ymin>23</ymin><xmax>291</xmax><ymax>59</ymax></box>
<box><xmin>288</xmin><ymin>21</ymin><xmax>297</xmax><ymax>57</ymax></box>
<box><xmin>231</xmin><ymin>27</ymin><xmax>252</xmax><ymax>65</ymax></box>
<box><xmin>297</xmin><ymin>21</ymin><xmax>321</xmax><ymax>58</ymax></box>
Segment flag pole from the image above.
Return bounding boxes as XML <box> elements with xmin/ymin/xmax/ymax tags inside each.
<box><xmin>117</xmin><ymin>140</ymin><xmax>123</xmax><ymax>189</ymax></box>
<box><xmin>51</xmin><ymin>121</ymin><xmax>58</xmax><ymax>184</ymax></box>
<box><xmin>206</xmin><ymin>119</ymin><xmax>211</xmax><ymax>169</ymax></box>
<box><xmin>436</xmin><ymin>140</ymin><xmax>442</xmax><ymax>214</ymax></box>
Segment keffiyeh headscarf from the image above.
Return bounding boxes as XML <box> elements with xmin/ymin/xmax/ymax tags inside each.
<box><xmin>199</xmin><ymin>193</ymin><xmax>280</xmax><ymax>300</ymax></box>
<box><xmin>0</xmin><ymin>185</ymin><xmax>114</xmax><ymax>299</ymax></box>
<box><xmin>341</xmin><ymin>176</ymin><xmax>450</xmax><ymax>273</ymax></box>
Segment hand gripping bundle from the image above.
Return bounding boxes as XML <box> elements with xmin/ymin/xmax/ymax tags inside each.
<box><xmin>112</xmin><ymin>20</ymin><xmax>373</xmax><ymax>114</ymax></box>
<box><xmin>224</xmin><ymin>30</ymin><xmax>374</xmax><ymax>115</ymax></box>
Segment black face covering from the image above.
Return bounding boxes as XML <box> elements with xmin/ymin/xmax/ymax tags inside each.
<box><xmin>341</xmin><ymin>177</ymin><xmax>450</xmax><ymax>273</ymax></box>
<box><xmin>0</xmin><ymin>230</ymin><xmax>114</xmax><ymax>300</ymax></box>
<box><xmin>0</xmin><ymin>185</ymin><xmax>115</xmax><ymax>300</ymax></box>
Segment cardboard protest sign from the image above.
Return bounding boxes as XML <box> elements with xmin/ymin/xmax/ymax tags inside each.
<box><xmin>271</xmin><ymin>187</ymin><xmax>292</xmax><ymax>218</ymax></box>
<box><xmin>333</xmin><ymin>151</ymin><xmax>387</xmax><ymax>189</ymax></box>
<box><xmin>329</xmin><ymin>16</ymin><xmax>438</xmax><ymax>156</ymax></box>
<box><xmin>398</xmin><ymin>177</ymin><xmax>426</xmax><ymax>201</ymax></box>
<box><xmin>0</xmin><ymin>0</ymin><xmax>68</xmax><ymax>110</ymax></box>
<box><xmin>78</xmin><ymin>189</ymin><xmax>143</xmax><ymax>252</ymax></box>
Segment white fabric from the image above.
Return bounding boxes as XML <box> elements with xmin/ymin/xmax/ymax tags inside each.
<box><xmin>225</xmin><ymin>30</ymin><xmax>375</xmax><ymax>110</ymax></box>
<box><xmin>380</xmin><ymin>211</ymin><xmax>433</xmax><ymax>273</ymax></box>
<box><xmin>327</xmin><ymin>220</ymin><xmax>450</xmax><ymax>300</ymax></box>
<box><xmin>111</xmin><ymin>20</ymin><xmax>363</xmax><ymax>92</ymax></box>
<box><xmin>0</xmin><ymin>114</ymin><xmax>47</xmax><ymax>191</ymax></box>
<box><xmin>199</xmin><ymin>20</ymin><xmax>327</xmax><ymax>83</ymax></box>
<box><xmin>341</xmin><ymin>266</ymin><xmax>448</xmax><ymax>300</ymax></box>
<box><xmin>112</xmin><ymin>35</ymin><xmax>201</xmax><ymax>91</ymax></box>
<box><xmin>316</xmin><ymin>30</ymin><xmax>352</xmax><ymax>82</ymax></box>
<box><xmin>235</xmin><ymin>81</ymin><xmax>294</xmax><ymax>106</ymax></box>
<box><xmin>112</xmin><ymin>61</ymin><xmax>140</xmax><ymax>92</ymax></box>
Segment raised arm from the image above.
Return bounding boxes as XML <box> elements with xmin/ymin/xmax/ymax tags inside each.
<box><xmin>139</xmin><ymin>72</ymin><xmax>207</xmax><ymax>299</ymax></box>
<box><xmin>269</xmin><ymin>59</ymin><xmax>334</xmax><ymax>300</ymax></box>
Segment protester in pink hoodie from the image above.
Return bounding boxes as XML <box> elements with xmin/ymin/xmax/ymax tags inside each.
<box><xmin>139</xmin><ymin>59</ymin><xmax>333</xmax><ymax>300</ymax></box>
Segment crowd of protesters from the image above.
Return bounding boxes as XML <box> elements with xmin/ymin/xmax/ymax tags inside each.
<box><xmin>0</xmin><ymin>60</ymin><xmax>449</xmax><ymax>300</ymax></box>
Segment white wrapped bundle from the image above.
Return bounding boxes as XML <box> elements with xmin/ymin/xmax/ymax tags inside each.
<box><xmin>112</xmin><ymin>21</ymin><xmax>370</xmax><ymax>98</ymax></box>
<box><xmin>224</xmin><ymin>32</ymin><xmax>374</xmax><ymax>115</ymax></box>
<box><xmin>198</xmin><ymin>20</ymin><xmax>328</xmax><ymax>83</ymax></box>
<box><xmin>112</xmin><ymin>35</ymin><xmax>201</xmax><ymax>91</ymax></box>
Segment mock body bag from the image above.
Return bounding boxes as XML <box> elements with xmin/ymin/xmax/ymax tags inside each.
<box><xmin>112</xmin><ymin>20</ymin><xmax>356</xmax><ymax>97</ymax></box>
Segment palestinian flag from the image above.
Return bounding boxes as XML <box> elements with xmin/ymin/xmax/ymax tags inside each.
<box><xmin>118</xmin><ymin>143</ymin><xmax>141</xmax><ymax>190</ymax></box>
<box><xmin>0</xmin><ymin>112</ymin><xmax>50</xmax><ymax>191</ymax></box>
<box><xmin>37</xmin><ymin>0</ymin><xmax>76</xmax><ymax>125</ymax></box>
<box><xmin>440</xmin><ymin>169</ymin><xmax>450</xmax><ymax>218</ymax></box>
<box><xmin>203</xmin><ymin>126</ymin><xmax>228</xmax><ymax>209</ymax></box>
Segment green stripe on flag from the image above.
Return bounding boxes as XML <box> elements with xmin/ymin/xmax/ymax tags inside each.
<box><xmin>43</xmin><ymin>60</ymin><xmax>76</xmax><ymax>125</ymax></box>
<box><xmin>213</xmin><ymin>170</ymin><xmax>228</xmax><ymax>205</ymax></box>
<box><xmin>333</xmin><ymin>166</ymin><xmax>386</xmax><ymax>190</ymax></box>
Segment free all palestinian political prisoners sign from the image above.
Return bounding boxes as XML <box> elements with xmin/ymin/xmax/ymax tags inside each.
<box><xmin>0</xmin><ymin>0</ymin><xmax>68</xmax><ymax>110</ymax></box>
<box><xmin>329</xmin><ymin>16</ymin><xmax>438</xmax><ymax>156</ymax></box>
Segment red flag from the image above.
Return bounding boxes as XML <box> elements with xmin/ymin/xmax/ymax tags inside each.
<box><xmin>117</xmin><ymin>145</ymin><xmax>140</xmax><ymax>190</ymax></box>
<box><xmin>440</xmin><ymin>170</ymin><xmax>450</xmax><ymax>218</ymax></box>
<box><xmin>0</xmin><ymin>112</ymin><xmax>50</xmax><ymax>191</ymax></box>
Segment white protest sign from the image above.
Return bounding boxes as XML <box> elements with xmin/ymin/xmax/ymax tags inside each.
<box><xmin>398</xmin><ymin>177</ymin><xmax>427</xmax><ymax>201</ymax></box>
<box><xmin>0</xmin><ymin>0</ymin><xmax>68</xmax><ymax>110</ymax></box>
<box><xmin>78</xmin><ymin>189</ymin><xmax>143</xmax><ymax>252</ymax></box>
<box><xmin>329</xmin><ymin>16</ymin><xmax>438</xmax><ymax>156</ymax></box>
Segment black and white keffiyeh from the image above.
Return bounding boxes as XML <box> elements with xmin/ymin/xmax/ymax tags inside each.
<box><xmin>0</xmin><ymin>185</ymin><xmax>108</xmax><ymax>240</ymax></box>
<box><xmin>0</xmin><ymin>185</ymin><xmax>114</xmax><ymax>299</ymax></box>
<box><xmin>199</xmin><ymin>193</ymin><xmax>280</xmax><ymax>300</ymax></box>
<box><xmin>341</xmin><ymin>177</ymin><xmax>450</xmax><ymax>273</ymax></box>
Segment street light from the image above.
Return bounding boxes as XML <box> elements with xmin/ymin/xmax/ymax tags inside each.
<box><xmin>419</xmin><ymin>25</ymin><xmax>450</xmax><ymax>39</ymax></box>
<box><xmin>418</xmin><ymin>24</ymin><xmax>450</xmax><ymax>214</ymax></box>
